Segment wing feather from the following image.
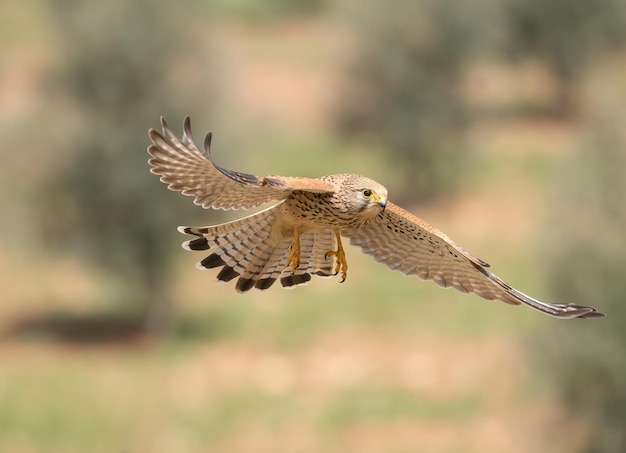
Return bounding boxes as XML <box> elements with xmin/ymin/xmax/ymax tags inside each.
<box><xmin>343</xmin><ymin>202</ymin><xmax>604</xmax><ymax>319</ymax></box>
<box><xmin>147</xmin><ymin>117</ymin><xmax>335</xmax><ymax>210</ymax></box>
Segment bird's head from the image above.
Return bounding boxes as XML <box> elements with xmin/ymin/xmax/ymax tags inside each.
<box><xmin>341</xmin><ymin>174</ymin><xmax>388</xmax><ymax>218</ymax></box>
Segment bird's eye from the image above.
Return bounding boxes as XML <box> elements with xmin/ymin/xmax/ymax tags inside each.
<box><xmin>361</xmin><ymin>189</ymin><xmax>373</xmax><ymax>198</ymax></box>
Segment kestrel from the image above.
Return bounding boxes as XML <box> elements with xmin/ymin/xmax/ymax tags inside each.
<box><xmin>147</xmin><ymin>117</ymin><xmax>604</xmax><ymax>319</ymax></box>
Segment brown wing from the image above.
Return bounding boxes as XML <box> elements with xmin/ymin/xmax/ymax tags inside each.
<box><xmin>147</xmin><ymin>117</ymin><xmax>335</xmax><ymax>210</ymax></box>
<box><xmin>343</xmin><ymin>202</ymin><xmax>604</xmax><ymax>319</ymax></box>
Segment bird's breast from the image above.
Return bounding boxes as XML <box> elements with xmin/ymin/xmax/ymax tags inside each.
<box><xmin>280</xmin><ymin>191</ymin><xmax>376</xmax><ymax>231</ymax></box>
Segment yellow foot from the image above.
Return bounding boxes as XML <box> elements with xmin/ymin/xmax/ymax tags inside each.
<box><xmin>325</xmin><ymin>231</ymin><xmax>348</xmax><ymax>282</ymax></box>
<box><xmin>287</xmin><ymin>227</ymin><xmax>301</xmax><ymax>274</ymax></box>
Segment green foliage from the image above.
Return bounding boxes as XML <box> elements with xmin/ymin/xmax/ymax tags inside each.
<box><xmin>506</xmin><ymin>0</ymin><xmax>626</xmax><ymax>73</ymax></box>
<box><xmin>0</xmin><ymin>365</ymin><xmax>135</xmax><ymax>452</ymax></box>
<box><xmin>40</xmin><ymin>0</ymin><xmax>215</xmax><ymax>333</ymax></box>
<box><xmin>504</xmin><ymin>0</ymin><xmax>626</xmax><ymax>115</ymax></box>
<box><xmin>538</xmin><ymin>75</ymin><xmax>626</xmax><ymax>452</ymax></box>
<box><xmin>337</xmin><ymin>0</ymin><xmax>494</xmax><ymax>200</ymax></box>
<box><xmin>321</xmin><ymin>387</ymin><xmax>481</xmax><ymax>429</ymax></box>
<box><xmin>178</xmin><ymin>390</ymin><xmax>297</xmax><ymax>443</ymax></box>
<box><xmin>210</xmin><ymin>0</ymin><xmax>328</xmax><ymax>19</ymax></box>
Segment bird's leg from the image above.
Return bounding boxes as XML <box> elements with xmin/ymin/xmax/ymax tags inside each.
<box><xmin>325</xmin><ymin>230</ymin><xmax>348</xmax><ymax>283</ymax></box>
<box><xmin>287</xmin><ymin>226</ymin><xmax>301</xmax><ymax>274</ymax></box>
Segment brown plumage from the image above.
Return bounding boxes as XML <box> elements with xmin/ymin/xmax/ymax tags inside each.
<box><xmin>147</xmin><ymin>117</ymin><xmax>604</xmax><ymax>319</ymax></box>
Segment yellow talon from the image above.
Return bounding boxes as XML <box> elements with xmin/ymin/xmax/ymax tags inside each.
<box><xmin>325</xmin><ymin>231</ymin><xmax>348</xmax><ymax>282</ymax></box>
<box><xmin>287</xmin><ymin>227</ymin><xmax>301</xmax><ymax>274</ymax></box>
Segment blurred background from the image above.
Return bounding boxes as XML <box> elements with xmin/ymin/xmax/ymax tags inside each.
<box><xmin>1</xmin><ymin>0</ymin><xmax>626</xmax><ymax>451</ymax></box>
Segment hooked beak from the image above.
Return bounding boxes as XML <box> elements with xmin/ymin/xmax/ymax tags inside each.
<box><xmin>376</xmin><ymin>195</ymin><xmax>387</xmax><ymax>211</ymax></box>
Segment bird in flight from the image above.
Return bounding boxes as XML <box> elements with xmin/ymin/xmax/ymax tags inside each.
<box><xmin>147</xmin><ymin>117</ymin><xmax>604</xmax><ymax>319</ymax></box>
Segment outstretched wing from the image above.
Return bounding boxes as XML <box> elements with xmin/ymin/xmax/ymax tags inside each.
<box><xmin>343</xmin><ymin>202</ymin><xmax>604</xmax><ymax>319</ymax></box>
<box><xmin>147</xmin><ymin>117</ymin><xmax>335</xmax><ymax>210</ymax></box>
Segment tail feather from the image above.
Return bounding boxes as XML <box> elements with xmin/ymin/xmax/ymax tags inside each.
<box><xmin>309</xmin><ymin>230</ymin><xmax>337</xmax><ymax>277</ymax></box>
<box><xmin>234</xmin><ymin>237</ymin><xmax>291</xmax><ymax>292</ymax></box>
<box><xmin>180</xmin><ymin>204</ymin><xmax>323</xmax><ymax>292</ymax></box>
<box><xmin>179</xmin><ymin>203</ymin><xmax>343</xmax><ymax>291</ymax></box>
<box><xmin>279</xmin><ymin>230</ymin><xmax>337</xmax><ymax>288</ymax></box>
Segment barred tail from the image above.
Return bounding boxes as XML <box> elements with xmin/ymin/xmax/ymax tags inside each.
<box><xmin>179</xmin><ymin>204</ymin><xmax>339</xmax><ymax>292</ymax></box>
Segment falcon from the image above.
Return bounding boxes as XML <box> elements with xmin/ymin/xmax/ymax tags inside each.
<box><xmin>147</xmin><ymin>117</ymin><xmax>604</xmax><ymax>319</ymax></box>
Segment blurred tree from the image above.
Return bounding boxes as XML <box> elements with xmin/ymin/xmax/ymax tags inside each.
<box><xmin>213</xmin><ymin>0</ymin><xmax>328</xmax><ymax>19</ymax></box>
<box><xmin>337</xmin><ymin>0</ymin><xmax>493</xmax><ymax>201</ymax></box>
<box><xmin>41</xmin><ymin>0</ymin><xmax>213</xmax><ymax>335</ymax></box>
<box><xmin>504</xmin><ymin>0</ymin><xmax>626</xmax><ymax>117</ymax></box>
<box><xmin>538</xmin><ymin>69</ymin><xmax>626</xmax><ymax>452</ymax></box>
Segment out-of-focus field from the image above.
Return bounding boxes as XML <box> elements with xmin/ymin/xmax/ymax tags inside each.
<box><xmin>0</xmin><ymin>5</ymin><xmax>613</xmax><ymax>453</ymax></box>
